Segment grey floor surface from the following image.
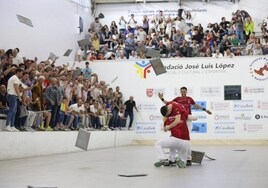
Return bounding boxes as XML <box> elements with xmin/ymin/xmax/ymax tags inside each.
<box><xmin>0</xmin><ymin>145</ymin><xmax>268</xmax><ymax>188</ymax></box>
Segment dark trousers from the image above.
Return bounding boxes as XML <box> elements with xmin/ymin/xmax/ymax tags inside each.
<box><xmin>124</xmin><ymin>111</ymin><xmax>134</xmax><ymax>128</ymax></box>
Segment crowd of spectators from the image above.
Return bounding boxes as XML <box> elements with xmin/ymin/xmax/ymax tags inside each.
<box><xmin>79</xmin><ymin>9</ymin><xmax>268</xmax><ymax>61</ymax></box>
<box><xmin>0</xmin><ymin>49</ymin><xmax>133</xmax><ymax>131</ymax></box>
<box><xmin>1</xmin><ymin>9</ymin><xmax>267</xmax><ymax>132</ymax></box>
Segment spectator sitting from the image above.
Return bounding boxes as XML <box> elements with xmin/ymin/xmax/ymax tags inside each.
<box><xmin>224</xmin><ymin>48</ymin><xmax>235</xmax><ymax>58</ymax></box>
<box><xmin>212</xmin><ymin>49</ymin><xmax>224</xmax><ymax>58</ymax></box>
<box><xmin>252</xmin><ymin>44</ymin><xmax>263</xmax><ymax>56</ymax></box>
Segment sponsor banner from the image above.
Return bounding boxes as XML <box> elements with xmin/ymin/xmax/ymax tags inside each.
<box><xmin>257</xmin><ymin>100</ymin><xmax>268</xmax><ymax>110</ymax></box>
<box><xmin>243</xmin><ymin>123</ymin><xmax>264</xmax><ymax>132</ymax></box>
<box><xmin>191</xmin><ymin>101</ymin><xmax>207</xmax><ymax>112</ymax></box>
<box><xmin>214</xmin><ymin>114</ymin><xmax>231</xmax><ymax>121</ymax></box>
<box><xmin>200</xmin><ymin>87</ymin><xmax>221</xmax><ymax>97</ymax></box>
<box><xmin>137</xmin><ymin>103</ymin><xmax>158</xmax><ymax>112</ymax></box>
<box><xmin>136</xmin><ymin>122</ymin><xmax>157</xmax><ymax>133</ymax></box>
<box><xmin>210</xmin><ymin>101</ymin><xmax>230</xmax><ymax>111</ymax></box>
<box><xmin>243</xmin><ymin>86</ymin><xmax>265</xmax><ymax>94</ymax></box>
<box><xmin>234</xmin><ymin>113</ymin><xmax>252</xmax><ymax>120</ymax></box>
<box><xmin>232</xmin><ymin>100</ymin><xmax>254</xmax><ymax>111</ymax></box>
<box><xmin>213</xmin><ymin>122</ymin><xmax>235</xmax><ymax>133</ymax></box>
<box><xmin>191</xmin><ymin>123</ymin><xmax>207</xmax><ymax>133</ymax></box>
<box><xmin>254</xmin><ymin>114</ymin><xmax>268</xmax><ymax>120</ymax></box>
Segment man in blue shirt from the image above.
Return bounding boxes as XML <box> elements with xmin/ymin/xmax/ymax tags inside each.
<box><xmin>82</xmin><ymin>62</ymin><xmax>92</xmax><ymax>80</ymax></box>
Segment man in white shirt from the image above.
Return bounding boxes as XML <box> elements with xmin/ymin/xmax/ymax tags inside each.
<box><xmin>3</xmin><ymin>68</ymin><xmax>23</xmax><ymax>131</ymax></box>
<box><xmin>12</xmin><ymin>48</ymin><xmax>23</xmax><ymax>66</ymax></box>
<box><xmin>68</xmin><ymin>99</ymin><xmax>86</xmax><ymax>130</ymax></box>
<box><xmin>212</xmin><ymin>49</ymin><xmax>224</xmax><ymax>58</ymax></box>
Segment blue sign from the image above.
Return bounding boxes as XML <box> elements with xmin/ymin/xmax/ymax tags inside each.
<box><xmin>191</xmin><ymin>123</ymin><xmax>207</xmax><ymax>133</ymax></box>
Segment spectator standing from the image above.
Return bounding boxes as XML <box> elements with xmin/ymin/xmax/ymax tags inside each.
<box><xmin>45</xmin><ymin>77</ymin><xmax>62</xmax><ymax>129</ymax></box>
<box><xmin>3</xmin><ymin>68</ymin><xmax>23</xmax><ymax>131</ymax></box>
<box><xmin>90</xmin><ymin>17</ymin><xmax>103</xmax><ymax>34</ymax></box>
<box><xmin>82</xmin><ymin>61</ymin><xmax>92</xmax><ymax>80</ymax></box>
<box><xmin>128</xmin><ymin>14</ymin><xmax>137</xmax><ymax>33</ymax></box>
<box><xmin>124</xmin><ymin>96</ymin><xmax>138</xmax><ymax>130</ymax></box>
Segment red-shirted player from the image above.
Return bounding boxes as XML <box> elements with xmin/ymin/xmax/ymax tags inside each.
<box><xmin>154</xmin><ymin>101</ymin><xmax>190</xmax><ymax>168</ymax></box>
<box><xmin>158</xmin><ymin>86</ymin><xmax>212</xmax><ymax>166</ymax></box>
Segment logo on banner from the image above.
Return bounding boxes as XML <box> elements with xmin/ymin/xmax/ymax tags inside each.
<box><xmin>191</xmin><ymin>123</ymin><xmax>207</xmax><ymax>133</ymax></box>
<box><xmin>200</xmin><ymin>87</ymin><xmax>221</xmax><ymax>97</ymax></box>
<box><xmin>134</xmin><ymin>60</ymin><xmax>152</xmax><ymax>79</ymax></box>
<box><xmin>136</xmin><ymin>122</ymin><xmax>156</xmax><ymax>133</ymax></box>
<box><xmin>255</xmin><ymin>114</ymin><xmax>268</xmax><ymax>120</ymax></box>
<box><xmin>191</xmin><ymin>101</ymin><xmax>207</xmax><ymax>112</ymax></box>
<box><xmin>214</xmin><ymin>122</ymin><xmax>235</xmax><ymax>133</ymax></box>
<box><xmin>249</xmin><ymin>57</ymin><xmax>268</xmax><ymax>81</ymax></box>
<box><xmin>232</xmin><ymin>100</ymin><xmax>254</xmax><ymax>111</ymax></box>
<box><xmin>244</xmin><ymin>86</ymin><xmax>265</xmax><ymax>94</ymax></box>
<box><xmin>146</xmin><ymin>88</ymin><xmax>153</xmax><ymax>97</ymax></box>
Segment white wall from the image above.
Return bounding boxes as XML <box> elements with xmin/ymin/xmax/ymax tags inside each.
<box><xmin>81</xmin><ymin>56</ymin><xmax>268</xmax><ymax>141</ymax></box>
<box><xmin>96</xmin><ymin>0</ymin><xmax>268</xmax><ymax>32</ymax></box>
<box><xmin>0</xmin><ymin>0</ymin><xmax>92</xmax><ymax>64</ymax></box>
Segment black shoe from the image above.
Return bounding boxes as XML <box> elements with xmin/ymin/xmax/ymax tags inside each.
<box><xmin>163</xmin><ymin>160</ymin><xmax>176</xmax><ymax>166</ymax></box>
<box><xmin>15</xmin><ymin>126</ymin><xmax>27</xmax><ymax>131</ymax></box>
<box><xmin>186</xmin><ymin>160</ymin><xmax>192</xmax><ymax>166</ymax></box>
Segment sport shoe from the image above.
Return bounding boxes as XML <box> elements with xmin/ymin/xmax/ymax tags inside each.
<box><xmin>45</xmin><ymin>126</ymin><xmax>53</xmax><ymax>131</ymax></box>
<box><xmin>154</xmin><ymin>159</ymin><xmax>168</xmax><ymax>167</ymax></box>
<box><xmin>186</xmin><ymin>160</ymin><xmax>192</xmax><ymax>166</ymax></box>
<box><xmin>4</xmin><ymin>126</ymin><xmax>13</xmax><ymax>131</ymax></box>
<box><xmin>163</xmin><ymin>160</ymin><xmax>177</xmax><ymax>166</ymax></box>
<box><xmin>11</xmin><ymin>126</ymin><xmax>19</xmax><ymax>132</ymax></box>
<box><xmin>176</xmin><ymin>158</ymin><xmax>186</xmax><ymax>168</ymax></box>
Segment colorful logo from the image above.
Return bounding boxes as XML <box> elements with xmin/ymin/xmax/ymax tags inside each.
<box><xmin>146</xmin><ymin>88</ymin><xmax>153</xmax><ymax>97</ymax></box>
<box><xmin>249</xmin><ymin>57</ymin><xmax>268</xmax><ymax>81</ymax></box>
<box><xmin>134</xmin><ymin>60</ymin><xmax>152</xmax><ymax>79</ymax></box>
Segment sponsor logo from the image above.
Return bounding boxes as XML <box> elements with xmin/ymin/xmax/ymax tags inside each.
<box><xmin>249</xmin><ymin>57</ymin><xmax>268</xmax><ymax>81</ymax></box>
<box><xmin>232</xmin><ymin>100</ymin><xmax>254</xmax><ymax>111</ymax></box>
<box><xmin>134</xmin><ymin>60</ymin><xmax>152</xmax><ymax>79</ymax></box>
<box><xmin>255</xmin><ymin>114</ymin><xmax>268</xmax><ymax>120</ymax></box>
<box><xmin>214</xmin><ymin>114</ymin><xmax>231</xmax><ymax>121</ymax></box>
<box><xmin>243</xmin><ymin>123</ymin><xmax>263</xmax><ymax>132</ymax></box>
<box><xmin>191</xmin><ymin>101</ymin><xmax>207</xmax><ymax>112</ymax></box>
<box><xmin>214</xmin><ymin>122</ymin><xmax>235</xmax><ymax>133</ymax></box>
<box><xmin>257</xmin><ymin>101</ymin><xmax>268</xmax><ymax>110</ymax></box>
<box><xmin>200</xmin><ymin>87</ymin><xmax>221</xmax><ymax>97</ymax></box>
<box><xmin>146</xmin><ymin>88</ymin><xmax>153</xmax><ymax>97</ymax></box>
<box><xmin>137</xmin><ymin>103</ymin><xmax>158</xmax><ymax>112</ymax></box>
<box><xmin>149</xmin><ymin>115</ymin><xmax>163</xmax><ymax>121</ymax></box>
<box><xmin>136</xmin><ymin>122</ymin><xmax>156</xmax><ymax>133</ymax></box>
<box><xmin>244</xmin><ymin>86</ymin><xmax>265</xmax><ymax>94</ymax></box>
<box><xmin>191</xmin><ymin>123</ymin><xmax>207</xmax><ymax>133</ymax></box>
<box><xmin>210</xmin><ymin>101</ymin><xmax>230</xmax><ymax>111</ymax></box>
<box><xmin>234</xmin><ymin>113</ymin><xmax>252</xmax><ymax>120</ymax></box>
<box><xmin>195</xmin><ymin>114</ymin><xmax>207</xmax><ymax>120</ymax></box>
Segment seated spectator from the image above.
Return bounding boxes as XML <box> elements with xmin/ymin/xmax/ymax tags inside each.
<box><xmin>0</xmin><ymin>84</ymin><xmax>8</xmax><ymax>115</ymax></box>
<box><xmin>128</xmin><ymin>50</ymin><xmax>138</xmax><ymax>60</ymax></box>
<box><xmin>252</xmin><ymin>44</ymin><xmax>263</xmax><ymax>55</ymax></box>
<box><xmin>224</xmin><ymin>48</ymin><xmax>235</xmax><ymax>58</ymax></box>
<box><xmin>262</xmin><ymin>37</ymin><xmax>268</xmax><ymax>55</ymax></box>
<box><xmin>212</xmin><ymin>49</ymin><xmax>224</xmax><ymax>58</ymax></box>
